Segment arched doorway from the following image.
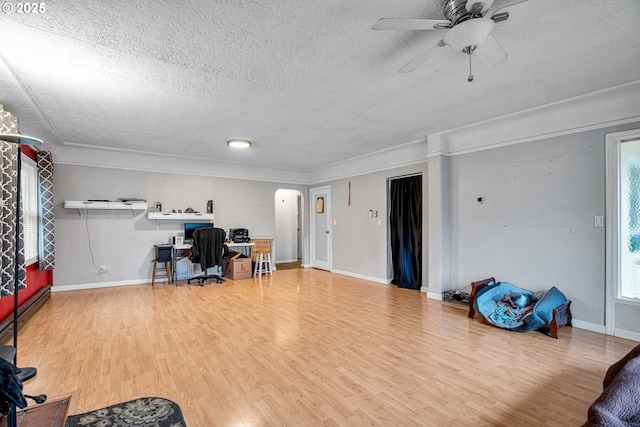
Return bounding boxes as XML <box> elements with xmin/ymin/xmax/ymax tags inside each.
<box><xmin>274</xmin><ymin>189</ymin><xmax>302</xmax><ymax>269</ymax></box>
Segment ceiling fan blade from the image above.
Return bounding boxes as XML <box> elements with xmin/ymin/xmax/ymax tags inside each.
<box><xmin>372</xmin><ymin>18</ymin><xmax>451</xmax><ymax>31</ymax></box>
<box><xmin>474</xmin><ymin>35</ymin><xmax>508</xmax><ymax>66</ymax></box>
<box><xmin>491</xmin><ymin>0</ymin><xmax>589</xmax><ymax>22</ymax></box>
<box><xmin>397</xmin><ymin>39</ymin><xmax>444</xmax><ymax>73</ymax></box>
<box><xmin>485</xmin><ymin>0</ymin><xmax>526</xmax><ymax>18</ymax></box>
<box><xmin>466</xmin><ymin>0</ymin><xmax>496</xmax><ymax>15</ymax></box>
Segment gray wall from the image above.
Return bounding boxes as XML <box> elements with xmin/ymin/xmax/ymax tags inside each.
<box><xmin>54</xmin><ymin>164</ymin><xmax>308</xmax><ymax>286</ymax></box>
<box><xmin>51</xmin><ymin>122</ymin><xmax>639</xmax><ymax>332</ymax></box>
<box><xmin>448</xmin><ymin>123</ymin><xmax>640</xmax><ymax>326</ymax></box>
<box><xmin>320</xmin><ymin>163</ymin><xmax>428</xmax><ymax>283</ymax></box>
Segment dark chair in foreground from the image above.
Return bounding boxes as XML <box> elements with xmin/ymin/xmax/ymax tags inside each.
<box><xmin>188</xmin><ymin>227</ymin><xmax>227</xmax><ymax>285</ymax></box>
<box><xmin>0</xmin><ymin>345</ymin><xmax>47</xmax><ymax>426</ymax></box>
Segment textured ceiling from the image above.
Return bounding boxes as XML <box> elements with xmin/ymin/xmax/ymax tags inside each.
<box><xmin>1</xmin><ymin>0</ymin><xmax>639</xmax><ymax>173</ymax></box>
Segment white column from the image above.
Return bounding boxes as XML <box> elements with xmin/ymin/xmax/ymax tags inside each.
<box><xmin>426</xmin><ymin>135</ymin><xmax>451</xmax><ymax>299</ymax></box>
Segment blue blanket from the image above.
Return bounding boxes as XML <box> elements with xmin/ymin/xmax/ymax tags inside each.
<box><xmin>475</xmin><ymin>282</ymin><xmax>567</xmax><ymax>332</ymax></box>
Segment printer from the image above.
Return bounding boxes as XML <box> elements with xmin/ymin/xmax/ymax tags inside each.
<box><xmin>230</xmin><ymin>228</ymin><xmax>251</xmax><ymax>243</ymax></box>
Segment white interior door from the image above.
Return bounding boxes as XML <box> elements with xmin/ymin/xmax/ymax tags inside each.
<box><xmin>310</xmin><ymin>186</ymin><xmax>331</xmax><ymax>270</ymax></box>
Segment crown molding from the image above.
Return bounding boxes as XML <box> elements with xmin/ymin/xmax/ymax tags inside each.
<box><xmin>428</xmin><ymin>80</ymin><xmax>640</xmax><ymax>157</ymax></box>
<box><xmin>51</xmin><ymin>80</ymin><xmax>640</xmax><ymax>184</ymax></box>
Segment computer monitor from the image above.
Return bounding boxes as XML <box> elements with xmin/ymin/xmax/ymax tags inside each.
<box><xmin>184</xmin><ymin>222</ymin><xmax>214</xmax><ymax>243</ymax></box>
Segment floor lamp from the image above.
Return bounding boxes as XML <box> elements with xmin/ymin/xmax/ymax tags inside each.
<box><xmin>0</xmin><ymin>133</ymin><xmax>43</xmax><ymax>427</ymax></box>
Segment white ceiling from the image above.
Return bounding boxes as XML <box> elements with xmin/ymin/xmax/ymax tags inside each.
<box><xmin>1</xmin><ymin>0</ymin><xmax>639</xmax><ymax>179</ymax></box>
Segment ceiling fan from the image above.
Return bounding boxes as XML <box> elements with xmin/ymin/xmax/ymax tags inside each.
<box><xmin>373</xmin><ymin>0</ymin><xmax>584</xmax><ymax>80</ymax></box>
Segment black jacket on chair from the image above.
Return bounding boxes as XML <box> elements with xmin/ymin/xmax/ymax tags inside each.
<box><xmin>191</xmin><ymin>227</ymin><xmax>226</xmax><ymax>271</ymax></box>
<box><xmin>0</xmin><ymin>357</ymin><xmax>27</xmax><ymax>415</ymax></box>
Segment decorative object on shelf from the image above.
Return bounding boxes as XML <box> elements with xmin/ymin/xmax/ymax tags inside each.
<box><xmin>155</xmin><ymin>202</ymin><xmax>162</xmax><ymax>213</ymax></box>
<box><xmin>184</xmin><ymin>207</ymin><xmax>195</xmax><ymax>213</ymax></box>
<box><xmin>116</xmin><ymin>197</ymin><xmax>145</xmax><ymax>202</ymax></box>
<box><xmin>174</xmin><ymin>236</ymin><xmax>184</xmax><ymax>245</ymax></box>
<box><xmin>207</xmin><ymin>200</ymin><xmax>213</xmax><ymax>214</ymax></box>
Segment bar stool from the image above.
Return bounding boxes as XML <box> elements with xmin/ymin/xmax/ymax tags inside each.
<box><xmin>151</xmin><ymin>260</ymin><xmax>171</xmax><ymax>285</ymax></box>
<box><xmin>254</xmin><ymin>250</ymin><xmax>273</xmax><ymax>277</ymax></box>
<box><xmin>152</xmin><ymin>244</ymin><xmax>172</xmax><ymax>285</ymax></box>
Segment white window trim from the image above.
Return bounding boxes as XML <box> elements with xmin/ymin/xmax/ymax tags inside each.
<box><xmin>21</xmin><ymin>154</ymin><xmax>38</xmax><ymax>266</ymax></box>
<box><xmin>605</xmin><ymin>128</ymin><xmax>640</xmax><ymax>335</ymax></box>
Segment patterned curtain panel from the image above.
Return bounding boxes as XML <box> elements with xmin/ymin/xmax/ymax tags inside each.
<box><xmin>37</xmin><ymin>152</ymin><xmax>55</xmax><ymax>270</ymax></box>
<box><xmin>0</xmin><ymin>141</ymin><xmax>27</xmax><ymax>296</ymax></box>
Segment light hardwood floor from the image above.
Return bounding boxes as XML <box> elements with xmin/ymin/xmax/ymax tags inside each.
<box><xmin>11</xmin><ymin>269</ymin><xmax>638</xmax><ymax>426</ymax></box>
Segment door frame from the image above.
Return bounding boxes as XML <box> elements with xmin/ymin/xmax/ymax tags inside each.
<box><xmin>309</xmin><ymin>186</ymin><xmax>332</xmax><ymax>270</ymax></box>
<box><xmin>605</xmin><ymin>128</ymin><xmax>640</xmax><ymax>336</ymax></box>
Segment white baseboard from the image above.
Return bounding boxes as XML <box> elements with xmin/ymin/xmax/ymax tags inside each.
<box><xmin>301</xmin><ymin>263</ymin><xmax>311</xmax><ymax>268</ymax></box>
<box><xmin>614</xmin><ymin>328</ymin><xmax>640</xmax><ymax>342</ymax></box>
<box><xmin>571</xmin><ymin>320</ymin><xmax>640</xmax><ymax>342</ymax></box>
<box><xmin>330</xmin><ymin>269</ymin><xmax>391</xmax><ymax>285</ymax></box>
<box><xmin>427</xmin><ymin>292</ymin><xmax>442</xmax><ymax>300</ymax></box>
<box><xmin>52</xmin><ymin>278</ymin><xmax>153</xmax><ymax>292</ymax></box>
<box><xmin>276</xmin><ymin>259</ymin><xmax>299</xmax><ymax>263</ymax></box>
<box><xmin>571</xmin><ymin>319</ymin><xmax>606</xmax><ymax>334</ymax></box>
<box><xmin>45</xmin><ymin>279</ymin><xmax>640</xmax><ymax>343</ymax></box>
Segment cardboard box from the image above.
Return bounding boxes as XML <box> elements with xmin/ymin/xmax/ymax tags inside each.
<box><xmin>223</xmin><ymin>253</ymin><xmax>252</xmax><ymax>280</ymax></box>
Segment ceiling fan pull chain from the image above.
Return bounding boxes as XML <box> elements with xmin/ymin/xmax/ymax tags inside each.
<box><xmin>468</xmin><ymin>51</ymin><xmax>474</xmax><ymax>82</ymax></box>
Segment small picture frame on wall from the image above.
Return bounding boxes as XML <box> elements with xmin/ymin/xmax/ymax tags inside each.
<box><xmin>155</xmin><ymin>202</ymin><xmax>162</xmax><ymax>213</ymax></box>
<box><xmin>175</xmin><ymin>236</ymin><xmax>184</xmax><ymax>245</ymax></box>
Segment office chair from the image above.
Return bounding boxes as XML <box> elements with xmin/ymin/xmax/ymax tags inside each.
<box><xmin>0</xmin><ymin>346</ymin><xmax>47</xmax><ymax>426</ymax></box>
<box><xmin>188</xmin><ymin>227</ymin><xmax>227</xmax><ymax>285</ymax></box>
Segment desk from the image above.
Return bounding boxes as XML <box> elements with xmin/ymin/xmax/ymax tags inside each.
<box><xmin>171</xmin><ymin>244</ymin><xmax>192</xmax><ymax>284</ymax></box>
<box><xmin>225</xmin><ymin>242</ymin><xmax>255</xmax><ymax>257</ymax></box>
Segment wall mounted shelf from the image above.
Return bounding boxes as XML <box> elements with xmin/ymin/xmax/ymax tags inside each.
<box><xmin>147</xmin><ymin>212</ymin><xmax>214</xmax><ymax>221</ymax></box>
<box><xmin>64</xmin><ymin>200</ymin><xmax>148</xmax><ymax>210</ymax></box>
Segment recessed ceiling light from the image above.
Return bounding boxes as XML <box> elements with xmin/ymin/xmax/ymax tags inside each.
<box><xmin>227</xmin><ymin>139</ymin><xmax>252</xmax><ymax>149</ymax></box>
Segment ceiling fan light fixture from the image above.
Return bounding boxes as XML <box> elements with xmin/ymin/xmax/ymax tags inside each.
<box><xmin>226</xmin><ymin>139</ymin><xmax>252</xmax><ymax>149</ymax></box>
<box><xmin>443</xmin><ymin>17</ymin><xmax>495</xmax><ymax>52</ymax></box>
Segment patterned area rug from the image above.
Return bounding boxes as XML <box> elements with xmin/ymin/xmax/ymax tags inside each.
<box><xmin>65</xmin><ymin>397</ymin><xmax>186</xmax><ymax>427</ymax></box>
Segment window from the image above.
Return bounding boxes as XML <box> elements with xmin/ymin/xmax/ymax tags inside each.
<box><xmin>21</xmin><ymin>155</ymin><xmax>38</xmax><ymax>265</ymax></box>
<box><xmin>620</xmin><ymin>136</ymin><xmax>640</xmax><ymax>300</ymax></box>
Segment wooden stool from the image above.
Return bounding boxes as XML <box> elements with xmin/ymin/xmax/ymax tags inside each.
<box><xmin>151</xmin><ymin>260</ymin><xmax>171</xmax><ymax>285</ymax></box>
<box><xmin>253</xmin><ymin>249</ymin><xmax>273</xmax><ymax>277</ymax></box>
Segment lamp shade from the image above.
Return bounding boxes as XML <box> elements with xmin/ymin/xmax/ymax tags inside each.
<box><xmin>0</xmin><ymin>133</ymin><xmax>43</xmax><ymax>146</ymax></box>
<box><xmin>444</xmin><ymin>18</ymin><xmax>495</xmax><ymax>52</ymax></box>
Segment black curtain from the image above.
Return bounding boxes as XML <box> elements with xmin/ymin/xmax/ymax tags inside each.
<box><xmin>390</xmin><ymin>175</ymin><xmax>422</xmax><ymax>289</ymax></box>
